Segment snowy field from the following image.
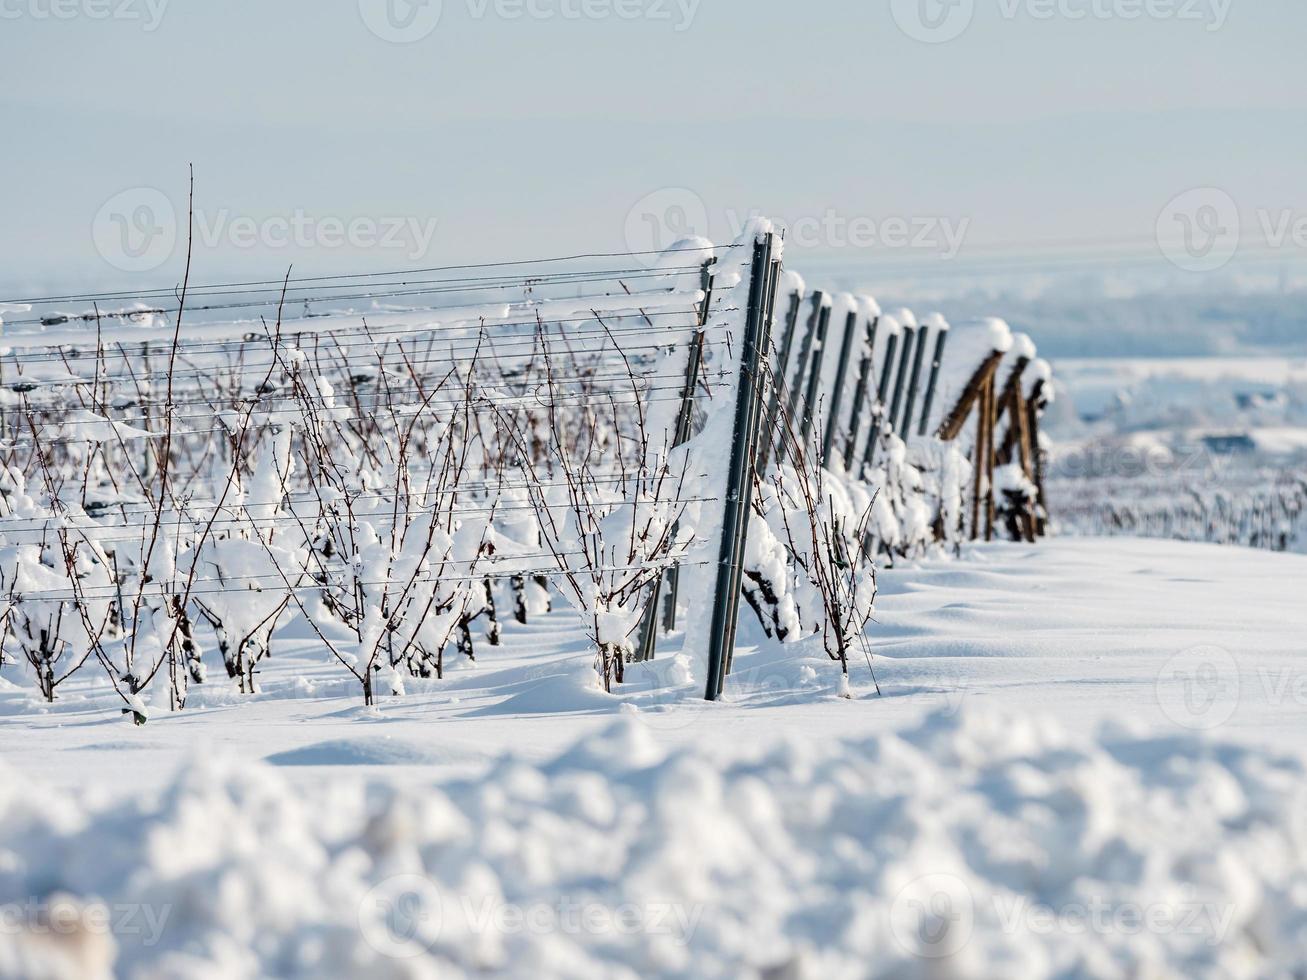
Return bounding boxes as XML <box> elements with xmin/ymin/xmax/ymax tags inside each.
<box><xmin>2</xmin><ymin>233</ymin><xmax>1304</xmax><ymax>979</ymax></box>
<box><xmin>3</xmin><ymin>536</ymin><xmax>1306</xmax><ymax>978</ymax></box>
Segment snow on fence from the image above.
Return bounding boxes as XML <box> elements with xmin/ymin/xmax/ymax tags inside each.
<box><xmin>0</xmin><ymin>221</ymin><xmax>1055</xmax><ymax>717</ymax></box>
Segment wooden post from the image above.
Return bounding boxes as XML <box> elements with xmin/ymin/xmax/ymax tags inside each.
<box><xmin>1008</xmin><ymin>382</ymin><xmax>1037</xmax><ymax>543</ymax></box>
<box><xmin>971</xmin><ymin>388</ymin><xmax>986</xmax><ymax>540</ymax></box>
<box><xmin>984</xmin><ymin>376</ymin><xmax>998</xmax><ymax>542</ymax></box>
<box><xmin>1027</xmin><ymin>380</ymin><xmax>1050</xmax><ymax>536</ymax></box>
<box><xmin>936</xmin><ymin>351</ymin><xmax>1005</xmax><ymax>442</ymax></box>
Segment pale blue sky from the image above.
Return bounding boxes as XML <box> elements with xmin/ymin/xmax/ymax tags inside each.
<box><xmin>2</xmin><ymin>0</ymin><xmax>1304</xmax><ymax>293</ymax></box>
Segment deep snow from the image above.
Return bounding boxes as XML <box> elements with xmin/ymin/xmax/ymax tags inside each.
<box><xmin>2</xmin><ymin>537</ymin><xmax>1306</xmax><ymax>978</ymax></box>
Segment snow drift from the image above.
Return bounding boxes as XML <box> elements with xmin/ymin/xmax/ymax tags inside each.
<box><xmin>2</xmin><ymin>707</ymin><xmax>1305</xmax><ymax>979</ymax></box>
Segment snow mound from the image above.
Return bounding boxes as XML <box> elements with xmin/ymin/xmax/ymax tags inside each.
<box><xmin>2</xmin><ymin>708</ymin><xmax>1305</xmax><ymax>978</ymax></box>
<box><xmin>264</xmin><ymin>738</ymin><xmax>441</xmax><ymax>767</ymax></box>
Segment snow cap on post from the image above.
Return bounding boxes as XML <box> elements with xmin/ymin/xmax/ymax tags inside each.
<box><xmin>920</xmin><ymin>312</ymin><xmax>950</xmax><ymax>335</ymax></box>
<box><xmin>890</xmin><ymin>308</ymin><xmax>918</xmax><ymax>331</ymax></box>
<box><xmin>651</xmin><ymin>235</ymin><xmax>717</xmax><ymax>292</ymax></box>
<box><xmin>870</xmin><ymin>311</ymin><xmax>903</xmax><ymax>380</ymax></box>
<box><xmin>1000</xmin><ymin>332</ymin><xmax>1038</xmax><ymax>392</ymax></box>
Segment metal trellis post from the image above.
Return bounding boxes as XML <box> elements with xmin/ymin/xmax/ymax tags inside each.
<box><xmin>822</xmin><ymin>309</ymin><xmax>859</xmax><ymax>466</ymax></box>
<box><xmin>705</xmin><ymin>234</ymin><xmax>777</xmax><ymax>701</ymax></box>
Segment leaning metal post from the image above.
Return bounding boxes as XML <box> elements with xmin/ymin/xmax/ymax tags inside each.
<box><xmin>721</xmin><ymin>255</ymin><xmax>780</xmax><ymax>679</ymax></box>
<box><xmin>822</xmin><ymin>308</ymin><xmax>860</xmax><ymax>466</ymax></box>
<box><xmin>898</xmin><ymin>322</ymin><xmax>930</xmax><ymax>442</ymax></box>
<box><xmin>886</xmin><ymin>325</ymin><xmax>917</xmax><ymax>440</ymax></box>
<box><xmin>798</xmin><ymin>303</ymin><xmax>831</xmax><ymax>449</ymax></box>
<box><xmin>756</xmin><ymin>289</ymin><xmax>803</xmax><ymax>475</ymax></box>
<box><xmin>860</xmin><ymin>329</ymin><xmax>900</xmax><ymax>474</ymax></box>
<box><xmin>916</xmin><ymin>327</ymin><xmax>950</xmax><ymax>437</ymax></box>
<box><xmin>779</xmin><ymin>292</ymin><xmax>824</xmax><ymax>463</ymax></box>
<box><xmin>705</xmin><ymin>234</ymin><xmax>777</xmax><ymax>701</ymax></box>
<box><xmin>843</xmin><ymin>316</ymin><xmax>880</xmax><ymax>471</ymax></box>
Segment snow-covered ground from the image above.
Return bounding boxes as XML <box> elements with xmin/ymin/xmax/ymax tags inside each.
<box><xmin>3</xmin><ymin>537</ymin><xmax>1306</xmax><ymax>977</ymax></box>
<box><xmin>5</xmin><ymin>537</ymin><xmax>1305</xmax><ymax>787</ymax></box>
